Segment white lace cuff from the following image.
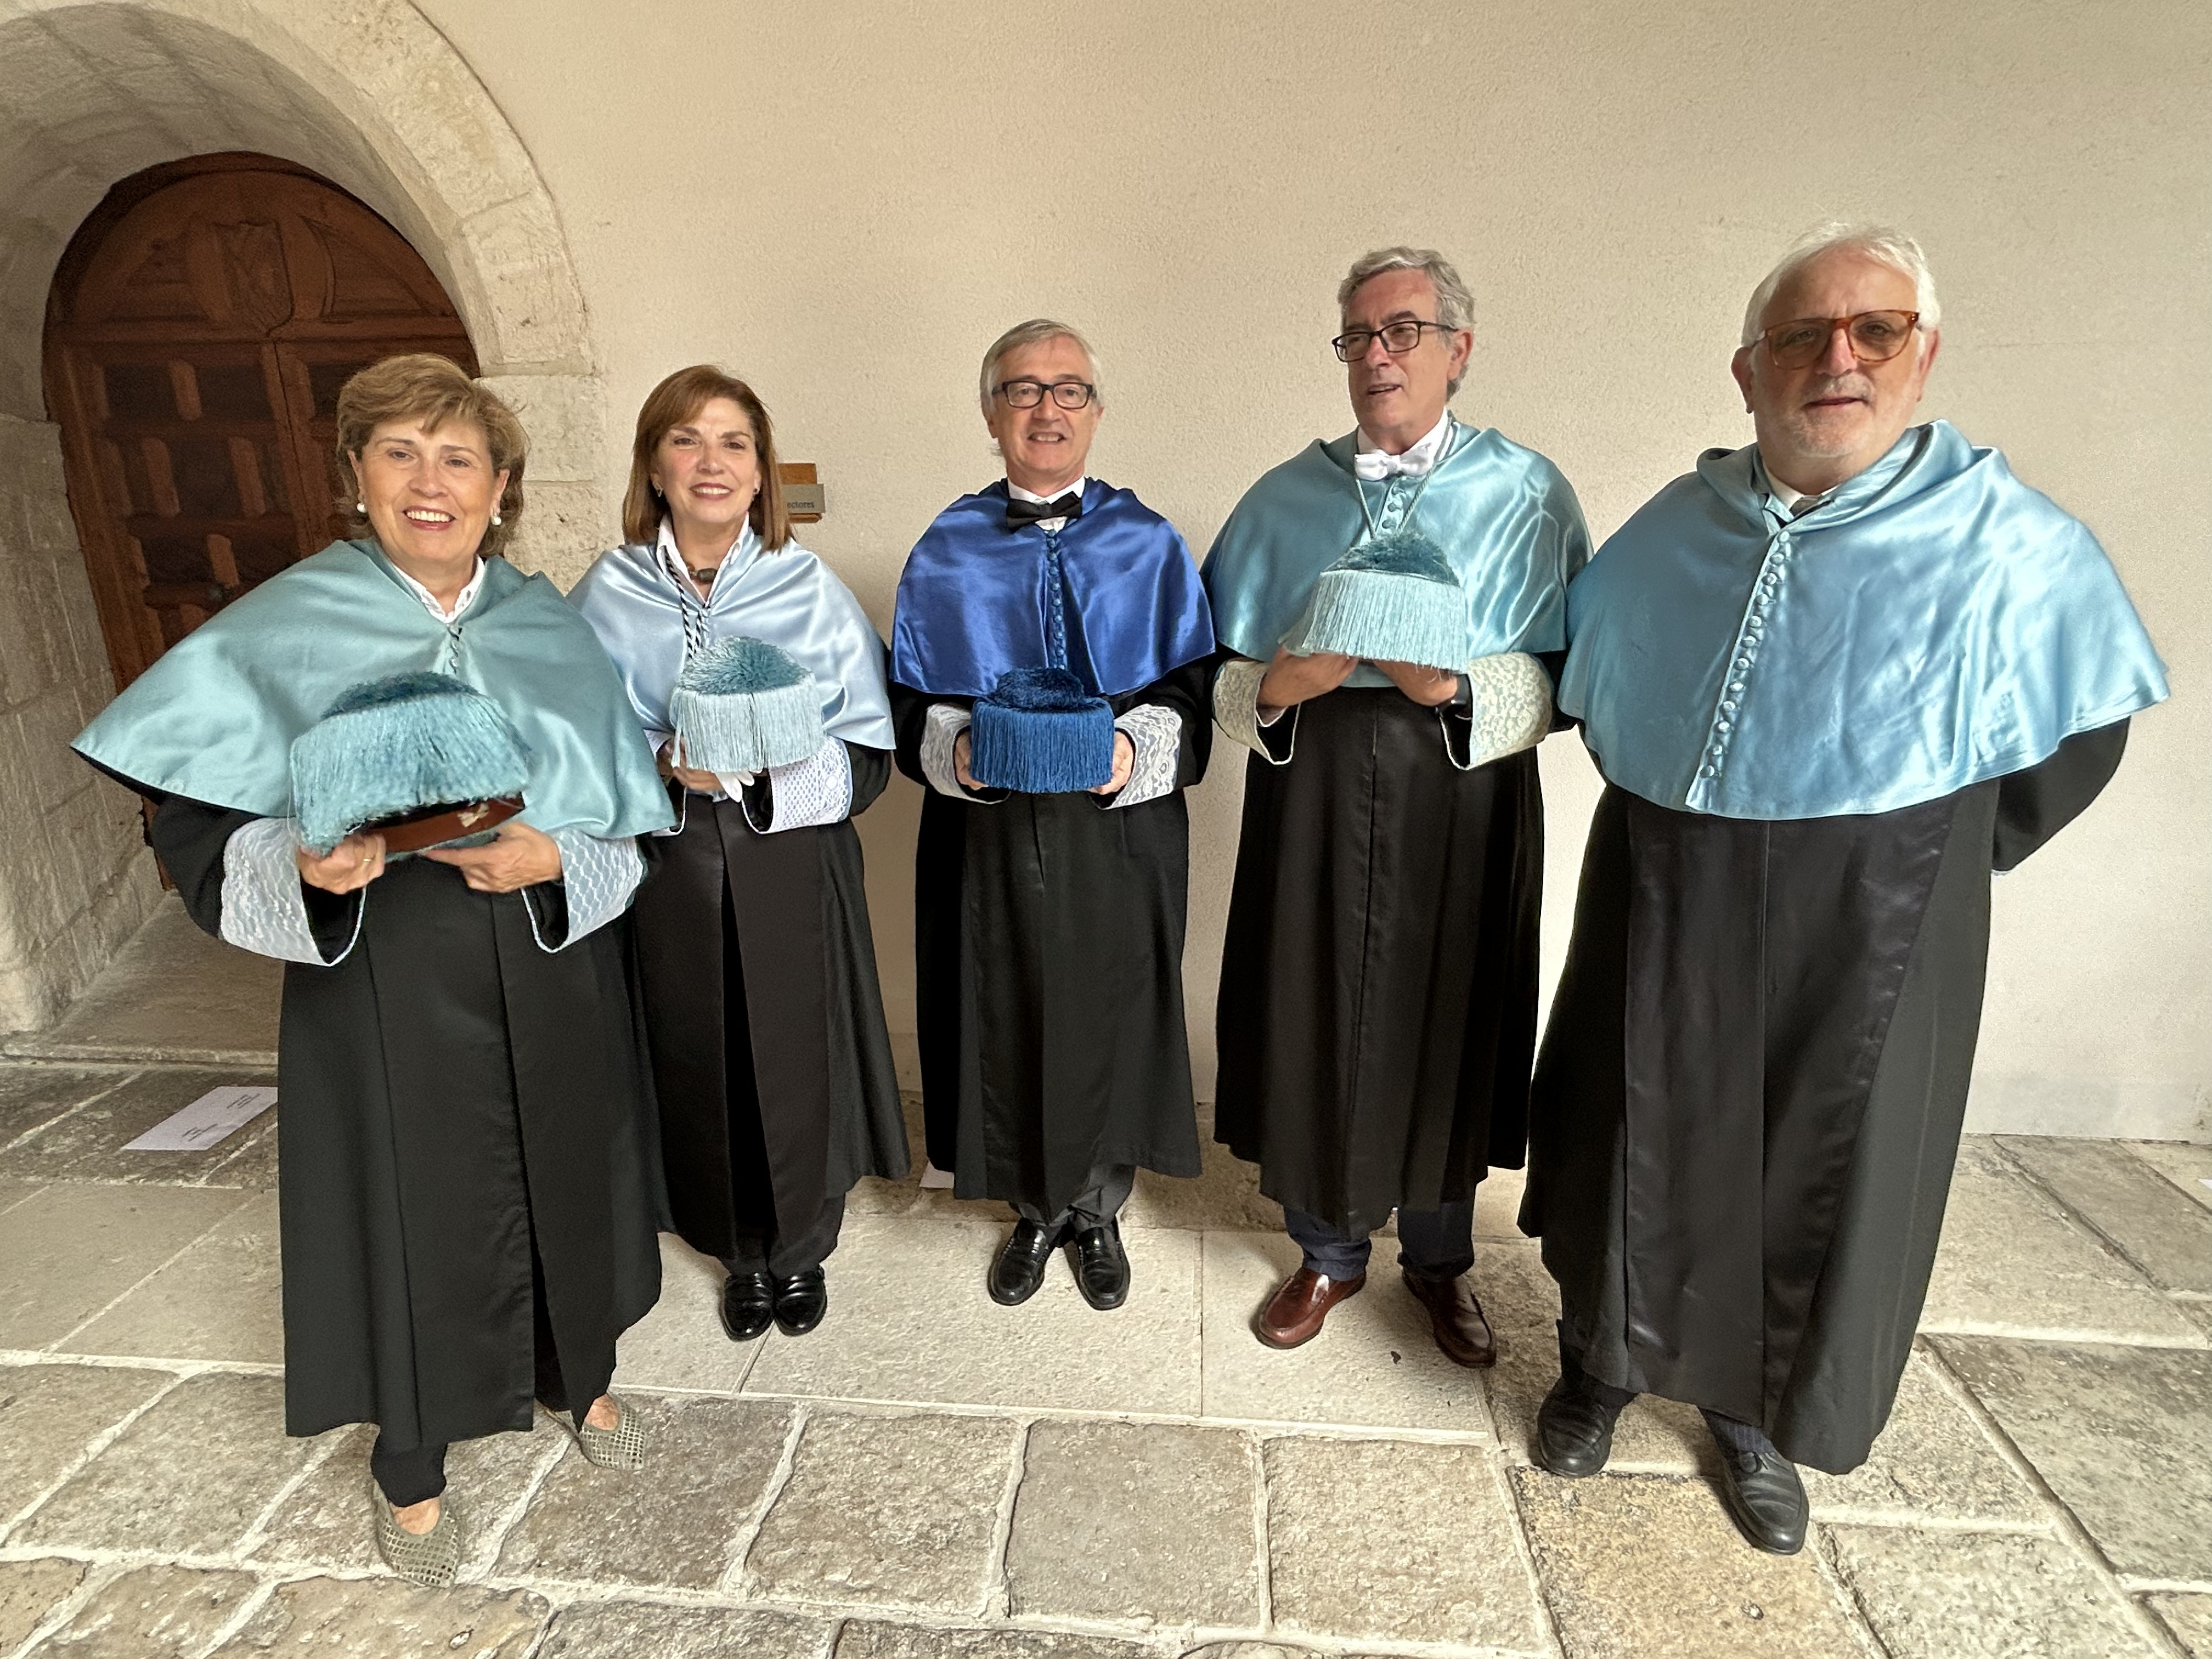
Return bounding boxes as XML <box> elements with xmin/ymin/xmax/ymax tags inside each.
<box><xmin>1214</xmin><ymin>656</ymin><xmax>1297</xmax><ymax>765</ymax></box>
<box><xmin>524</xmin><ymin>830</ymin><xmax>645</xmax><ymax>952</ymax></box>
<box><xmin>921</xmin><ymin>701</ymin><xmax>989</xmax><ymax>800</ymax></box>
<box><xmin>1443</xmin><ymin>651</ymin><xmax>1556</xmax><ymax>771</ymax></box>
<box><xmin>218</xmin><ymin>817</ymin><xmax>363</xmax><ymax>966</ymax></box>
<box><xmin>1104</xmin><ymin>704</ymin><xmax>1183</xmax><ymax>809</ymax></box>
<box><xmin>743</xmin><ymin>736</ymin><xmax>853</xmax><ymax>833</ymax></box>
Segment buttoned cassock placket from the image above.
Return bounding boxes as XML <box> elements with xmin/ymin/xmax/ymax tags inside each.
<box><xmin>1685</xmin><ymin>506</ymin><xmax>1799</xmax><ymax>810</ymax></box>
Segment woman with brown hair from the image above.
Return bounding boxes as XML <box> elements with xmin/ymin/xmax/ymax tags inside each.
<box><xmin>72</xmin><ymin>354</ymin><xmax>674</xmax><ymax>1586</ymax></box>
<box><xmin>571</xmin><ymin>365</ymin><xmax>904</xmax><ymax>1344</ymax></box>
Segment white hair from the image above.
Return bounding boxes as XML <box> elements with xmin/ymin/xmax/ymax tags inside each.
<box><xmin>1339</xmin><ymin>246</ymin><xmax>1475</xmax><ymax>395</ymax></box>
<box><xmin>1740</xmin><ymin>222</ymin><xmax>1942</xmax><ymax>347</ymax></box>
<box><xmin>978</xmin><ymin>318</ymin><xmax>1103</xmax><ymax>414</ymax></box>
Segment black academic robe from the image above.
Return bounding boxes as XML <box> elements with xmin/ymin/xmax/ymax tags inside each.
<box><xmin>1213</xmin><ymin>679</ymin><xmax>1544</xmax><ymax>1234</ymax></box>
<box><xmin>631</xmin><ymin>748</ymin><xmax>907</xmax><ymax>1263</ymax></box>
<box><xmin>892</xmin><ymin>663</ymin><xmax>1211</xmax><ymax>1216</ymax></box>
<box><xmin>1522</xmin><ymin>722</ymin><xmax>2129</xmax><ymax>1474</ymax></box>
<box><xmin>150</xmin><ymin>797</ymin><xmax>663</xmax><ymax>1455</ymax></box>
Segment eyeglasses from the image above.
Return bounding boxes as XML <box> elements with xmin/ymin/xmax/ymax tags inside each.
<box><xmin>1758</xmin><ymin>311</ymin><xmax>1922</xmax><ymax>370</ymax></box>
<box><xmin>996</xmin><ymin>379</ymin><xmax>1097</xmax><ymax>410</ymax></box>
<box><xmin>1332</xmin><ymin>319</ymin><xmax>1452</xmax><ymax>362</ymax></box>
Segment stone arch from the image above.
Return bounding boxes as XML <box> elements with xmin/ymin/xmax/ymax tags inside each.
<box><xmin>0</xmin><ymin>0</ymin><xmax>606</xmax><ymax>1029</ymax></box>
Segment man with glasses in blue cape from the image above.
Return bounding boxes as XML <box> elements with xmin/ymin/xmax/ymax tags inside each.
<box><xmin>1203</xmin><ymin>247</ymin><xmax>1590</xmax><ymax>1365</ymax></box>
<box><xmin>891</xmin><ymin>319</ymin><xmax>1215</xmax><ymax>1313</ymax></box>
<box><xmin>1523</xmin><ymin>225</ymin><xmax>2168</xmax><ymax>1555</ymax></box>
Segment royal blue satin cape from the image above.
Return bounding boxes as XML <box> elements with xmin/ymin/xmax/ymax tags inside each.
<box><xmin>73</xmin><ymin>540</ymin><xmax>674</xmax><ymax>838</ymax></box>
<box><xmin>890</xmin><ymin>480</ymin><xmax>1215</xmax><ymax>697</ymax></box>
<box><xmin>568</xmin><ymin>527</ymin><xmax>895</xmax><ymax>751</ymax></box>
<box><xmin>1560</xmin><ymin>421</ymin><xmax>2169</xmax><ymax>820</ymax></box>
<box><xmin>1202</xmin><ymin>421</ymin><xmax>1590</xmax><ymax>688</ymax></box>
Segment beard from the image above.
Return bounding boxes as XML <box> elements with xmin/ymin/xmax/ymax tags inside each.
<box><xmin>1778</xmin><ymin>373</ymin><xmax>1877</xmax><ymax>459</ymax></box>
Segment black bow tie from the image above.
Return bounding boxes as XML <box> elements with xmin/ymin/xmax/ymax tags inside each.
<box><xmin>1006</xmin><ymin>492</ymin><xmax>1082</xmax><ymax>526</ymax></box>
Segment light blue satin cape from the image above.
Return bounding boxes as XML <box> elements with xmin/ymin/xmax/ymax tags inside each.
<box><xmin>890</xmin><ymin>480</ymin><xmax>1215</xmax><ymax>697</ymax></box>
<box><xmin>72</xmin><ymin>540</ymin><xmax>674</xmax><ymax>838</ymax></box>
<box><xmin>1560</xmin><ymin>422</ymin><xmax>2169</xmax><ymax>820</ymax></box>
<box><xmin>568</xmin><ymin>527</ymin><xmax>895</xmax><ymax>751</ymax></box>
<box><xmin>1201</xmin><ymin>421</ymin><xmax>1590</xmax><ymax>689</ymax></box>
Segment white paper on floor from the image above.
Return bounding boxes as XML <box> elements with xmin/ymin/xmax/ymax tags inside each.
<box><xmin>124</xmin><ymin>1085</ymin><xmax>278</xmax><ymax>1153</ymax></box>
<box><xmin>2202</xmin><ymin>1178</ymin><xmax>2212</xmax><ymax>1195</ymax></box>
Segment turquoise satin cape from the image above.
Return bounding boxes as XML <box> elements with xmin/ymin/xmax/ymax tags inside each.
<box><xmin>568</xmin><ymin>529</ymin><xmax>895</xmax><ymax>751</ymax></box>
<box><xmin>73</xmin><ymin>540</ymin><xmax>674</xmax><ymax>838</ymax></box>
<box><xmin>1560</xmin><ymin>422</ymin><xmax>2169</xmax><ymax>820</ymax></box>
<box><xmin>1201</xmin><ymin>421</ymin><xmax>1590</xmax><ymax>687</ymax></box>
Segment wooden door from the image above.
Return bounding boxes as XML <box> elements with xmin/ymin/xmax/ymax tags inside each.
<box><xmin>43</xmin><ymin>154</ymin><xmax>476</xmax><ymax>693</ymax></box>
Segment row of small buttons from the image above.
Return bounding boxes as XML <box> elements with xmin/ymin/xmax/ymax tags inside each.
<box><xmin>1694</xmin><ymin>532</ymin><xmax>1796</xmax><ymax>783</ymax></box>
<box><xmin>1373</xmin><ymin>476</ymin><xmax>1414</xmax><ymax>535</ymax></box>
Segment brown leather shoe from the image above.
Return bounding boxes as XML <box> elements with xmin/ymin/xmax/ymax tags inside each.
<box><xmin>1254</xmin><ymin>1267</ymin><xmax>1365</xmax><ymax>1349</ymax></box>
<box><xmin>1403</xmin><ymin>1270</ymin><xmax>1498</xmax><ymax>1367</ymax></box>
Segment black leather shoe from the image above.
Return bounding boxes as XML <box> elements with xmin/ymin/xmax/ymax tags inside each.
<box><xmin>989</xmin><ymin>1220</ymin><xmax>1063</xmax><ymax>1306</ymax></box>
<box><xmin>772</xmin><ymin>1267</ymin><xmax>828</xmax><ymax>1336</ymax></box>
<box><xmin>1714</xmin><ymin>1447</ymin><xmax>1808</xmax><ymax>1555</ymax></box>
<box><xmin>718</xmin><ymin>1271</ymin><xmax>775</xmax><ymax>1342</ymax></box>
<box><xmin>1535</xmin><ymin>1374</ymin><xmax>1622</xmax><ymax>1478</ymax></box>
<box><xmin>1068</xmin><ymin>1222</ymin><xmax>1130</xmax><ymax>1311</ymax></box>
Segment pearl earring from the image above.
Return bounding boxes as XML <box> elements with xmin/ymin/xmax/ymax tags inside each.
<box><xmin>354</xmin><ymin>501</ymin><xmax>365</xmax><ymax>513</ymax></box>
<box><xmin>492</xmin><ymin>512</ymin><xmax>503</xmax><ymax>526</ymax></box>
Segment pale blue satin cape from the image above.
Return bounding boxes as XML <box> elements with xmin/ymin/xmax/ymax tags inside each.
<box><xmin>568</xmin><ymin>524</ymin><xmax>895</xmax><ymax>751</ymax></box>
<box><xmin>1561</xmin><ymin>422</ymin><xmax>2169</xmax><ymax>820</ymax></box>
<box><xmin>1202</xmin><ymin>420</ymin><xmax>1590</xmax><ymax>687</ymax></box>
<box><xmin>72</xmin><ymin>540</ymin><xmax>674</xmax><ymax>837</ymax></box>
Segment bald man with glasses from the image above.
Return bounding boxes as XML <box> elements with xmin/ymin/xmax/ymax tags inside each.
<box><xmin>1523</xmin><ymin>223</ymin><xmax>2166</xmax><ymax>1554</ymax></box>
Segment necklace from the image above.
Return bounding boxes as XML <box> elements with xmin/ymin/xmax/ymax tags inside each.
<box><xmin>687</xmin><ymin>565</ymin><xmax>718</xmax><ymax>586</ymax></box>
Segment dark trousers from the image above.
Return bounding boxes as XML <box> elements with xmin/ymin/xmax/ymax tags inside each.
<box><xmin>371</xmin><ymin>1252</ymin><xmax>572</xmax><ymax>1506</ymax></box>
<box><xmin>723</xmin><ymin>1195</ymin><xmax>847</xmax><ymax>1280</ymax></box>
<box><xmin>1285</xmin><ymin>1199</ymin><xmax>1476</xmax><ymax>1282</ymax></box>
<box><xmin>1016</xmin><ymin>1163</ymin><xmax>1136</xmax><ymax>1233</ymax></box>
<box><xmin>1555</xmin><ymin>1325</ymin><xmax>1777</xmax><ymax>1459</ymax></box>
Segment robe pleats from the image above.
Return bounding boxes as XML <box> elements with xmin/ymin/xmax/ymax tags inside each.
<box><xmin>153</xmin><ymin>798</ymin><xmax>663</xmax><ymax>1455</ymax></box>
<box><xmin>893</xmin><ymin>664</ymin><xmax>1209</xmax><ymax>1217</ymax></box>
<box><xmin>630</xmin><ymin>752</ymin><xmax>906</xmax><ymax>1261</ymax></box>
<box><xmin>1522</xmin><ymin>721</ymin><xmax>2128</xmax><ymax>1474</ymax></box>
<box><xmin>1213</xmin><ymin>686</ymin><xmax>1543</xmax><ymax>1234</ymax></box>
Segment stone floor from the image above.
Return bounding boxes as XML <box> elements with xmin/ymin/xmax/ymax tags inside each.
<box><xmin>1</xmin><ymin>906</ymin><xmax>2210</xmax><ymax>1657</ymax></box>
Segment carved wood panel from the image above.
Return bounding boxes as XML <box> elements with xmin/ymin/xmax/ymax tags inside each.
<box><xmin>44</xmin><ymin>155</ymin><xmax>477</xmax><ymax>692</ymax></box>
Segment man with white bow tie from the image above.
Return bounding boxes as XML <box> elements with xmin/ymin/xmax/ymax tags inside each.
<box><xmin>1202</xmin><ymin>248</ymin><xmax>1590</xmax><ymax>1358</ymax></box>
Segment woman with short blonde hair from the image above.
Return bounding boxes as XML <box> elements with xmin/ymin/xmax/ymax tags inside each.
<box><xmin>75</xmin><ymin>352</ymin><xmax>672</xmax><ymax>1587</ymax></box>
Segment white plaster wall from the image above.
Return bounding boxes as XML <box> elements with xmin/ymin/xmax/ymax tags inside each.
<box><xmin>410</xmin><ymin>0</ymin><xmax>2209</xmax><ymax>1138</ymax></box>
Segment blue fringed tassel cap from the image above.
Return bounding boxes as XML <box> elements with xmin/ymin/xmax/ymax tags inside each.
<box><xmin>970</xmin><ymin>666</ymin><xmax>1116</xmax><ymax>793</ymax></box>
<box><xmin>669</xmin><ymin>636</ymin><xmax>826</xmax><ymax>774</ymax></box>
<box><xmin>290</xmin><ymin>671</ymin><xmax>533</xmax><ymax>854</ymax></box>
<box><xmin>1284</xmin><ymin>529</ymin><xmax>1476</xmax><ymax>670</ymax></box>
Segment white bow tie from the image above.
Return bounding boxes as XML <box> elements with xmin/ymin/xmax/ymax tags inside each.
<box><xmin>1352</xmin><ymin>448</ymin><xmax>1435</xmax><ymax>482</ymax></box>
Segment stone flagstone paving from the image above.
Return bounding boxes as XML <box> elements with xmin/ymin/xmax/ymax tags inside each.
<box><xmin>0</xmin><ymin>1039</ymin><xmax>2209</xmax><ymax>1657</ymax></box>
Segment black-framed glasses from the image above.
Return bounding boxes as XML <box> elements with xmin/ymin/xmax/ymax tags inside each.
<box><xmin>996</xmin><ymin>379</ymin><xmax>1097</xmax><ymax>410</ymax></box>
<box><xmin>1758</xmin><ymin>310</ymin><xmax>1922</xmax><ymax>370</ymax></box>
<box><xmin>1332</xmin><ymin>319</ymin><xmax>1452</xmax><ymax>362</ymax></box>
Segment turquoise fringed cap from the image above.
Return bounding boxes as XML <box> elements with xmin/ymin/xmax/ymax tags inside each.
<box><xmin>668</xmin><ymin>636</ymin><xmax>825</xmax><ymax>774</ymax></box>
<box><xmin>290</xmin><ymin>672</ymin><xmax>533</xmax><ymax>855</ymax></box>
<box><xmin>970</xmin><ymin>666</ymin><xmax>1116</xmax><ymax>793</ymax></box>
<box><xmin>1283</xmin><ymin>529</ymin><xmax>1477</xmax><ymax>671</ymax></box>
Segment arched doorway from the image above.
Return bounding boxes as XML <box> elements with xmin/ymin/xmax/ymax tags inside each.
<box><xmin>44</xmin><ymin>153</ymin><xmax>476</xmax><ymax>693</ymax></box>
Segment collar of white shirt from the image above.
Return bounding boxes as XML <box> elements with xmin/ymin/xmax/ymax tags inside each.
<box><xmin>389</xmin><ymin>555</ymin><xmax>485</xmax><ymax>622</ymax></box>
<box><xmin>1007</xmin><ymin>476</ymin><xmax>1088</xmax><ymax>508</ymax></box>
<box><xmin>1353</xmin><ymin>411</ymin><xmax>1454</xmax><ymax>480</ymax></box>
<box><xmin>656</xmin><ymin>518</ymin><xmax>758</xmax><ymax>595</ymax></box>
